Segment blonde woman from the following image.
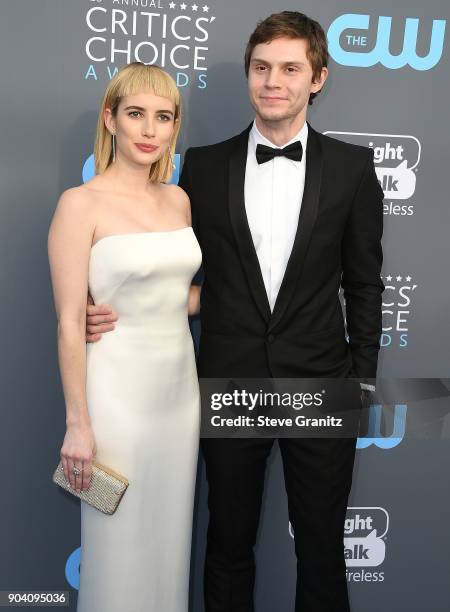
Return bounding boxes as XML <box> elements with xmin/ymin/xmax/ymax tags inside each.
<box><xmin>48</xmin><ymin>63</ymin><xmax>202</xmax><ymax>612</ymax></box>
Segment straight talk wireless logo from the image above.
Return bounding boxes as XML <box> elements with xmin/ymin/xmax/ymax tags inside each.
<box><xmin>343</xmin><ymin>507</ymin><xmax>387</xmax><ymax>582</ymax></box>
<box><xmin>84</xmin><ymin>0</ymin><xmax>217</xmax><ymax>88</ymax></box>
<box><xmin>324</xmin><ymin>131</ymin><xmax>421</xmax><ymax>216</ymax></box>
<box><xmin>289</xmin><ymin>507</ymin><xmax>388</xmax><ymax>583</ymax></box>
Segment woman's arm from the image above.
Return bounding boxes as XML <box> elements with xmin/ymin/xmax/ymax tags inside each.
<box><xmin>48</xmin><ymin>187</ymin><xmax>96</xmax><ymax>492</ymax></box>
<box><xmin>188</xmin><ymin>284</ymin><xmax>201</xmax><ymax>316</ymax></box>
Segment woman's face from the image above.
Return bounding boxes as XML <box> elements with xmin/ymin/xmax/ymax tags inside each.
<box><xmin>105</xmin><ymin>91</ymin><xmax>176</xmax><ymax>167</ymax></box>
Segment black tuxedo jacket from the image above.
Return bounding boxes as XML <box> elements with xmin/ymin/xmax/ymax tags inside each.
<box><xmin>179</xmin><ymin>122</ymin><xmax>384</xmax><ymax>380</ymax></box>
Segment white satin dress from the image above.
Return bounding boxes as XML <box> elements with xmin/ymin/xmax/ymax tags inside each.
<box><xmin>76</xmin><ymin>227</ymin><xmax>202</xmax><ymax>612</ymax></box>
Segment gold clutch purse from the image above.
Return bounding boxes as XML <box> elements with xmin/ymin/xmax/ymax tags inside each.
<box><xmin>52</xmin><ymin>459</ymin><xmax>129</xmax><ymax>515</ymax></box>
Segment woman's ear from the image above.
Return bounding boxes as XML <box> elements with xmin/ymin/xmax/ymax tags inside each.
<box><xmin>104</xmin><ymin>108</ymin><xmax>116</xmax><ymax>135</ymax></box>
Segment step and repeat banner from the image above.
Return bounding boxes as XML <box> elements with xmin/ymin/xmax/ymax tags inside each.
<box><xmin>1</xmin><ymin>0</ymin><xmax>449</xmax><ymax>610</ymax></box>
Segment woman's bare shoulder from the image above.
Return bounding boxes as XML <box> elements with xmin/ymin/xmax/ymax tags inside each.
<box><xmin>161</xmin><ymin>184</ymin><xmax>191</xmax><ymax>223</ymax></box>
<box><xmin>57</xmin><ymin>177</ymin><xmax>108</xmax><ymax>209</ymax></box>
<box><xmin>161</xmin><ymin>183</ymin><xmax>190</xmax><ymax>207</ymax></box>
<box><xmin>53</xmin><ymin>184</ymin><xmax>101</xmax><ymax>228</ymax></box>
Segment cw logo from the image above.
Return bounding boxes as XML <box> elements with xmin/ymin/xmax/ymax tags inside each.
<box><xmin>357</xmin><ymin>404</ymin><xmax>407</xmax><ymax>449</ymax></box>
<box><xmin>65</xmin><ymin>547</ymin><xmax>80</xmax><ymax>590</ymax></box>
<box><xmin>328</xmin><ymin>14</ymin><xmax>446</xmax><ymax>70</ymax></box>
<box><xmin>82</xmin><ymin>153</ymin><xmax>181</xmax><ymax>184</ymax></box>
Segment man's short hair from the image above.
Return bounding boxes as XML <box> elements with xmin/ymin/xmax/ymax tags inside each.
<box><xmin>244</xmin><ymin>11</ymin><xmax>329</xmax><ymax>104</ymax></box>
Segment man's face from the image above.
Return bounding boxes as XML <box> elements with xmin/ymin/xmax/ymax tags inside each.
<box><xmin>247</xmin><ymin>36</ymin><xmax>327</xmax><ymax>124</ymax></box>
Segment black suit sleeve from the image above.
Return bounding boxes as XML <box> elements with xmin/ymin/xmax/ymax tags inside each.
<box><xmin>178</xmin><ymin>147</ymin><xmax>197</xmax><ymax>233</ymax></box>
<box><xmin>178</xmin><ymin>147</ymin><xmax>203</xmax><ymax>285</ymax></box>
<box><xmin>341</xmin><ymin>149</ymin><xmax>385</xmax><ymax>380</ymax></box>
<box><xmin>178</xmin><ymin>147</ymin><xmax>192</xmax><ymax>192</ymax></box>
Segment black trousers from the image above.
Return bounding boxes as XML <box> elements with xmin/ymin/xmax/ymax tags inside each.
<box><xmin>201</xmin><ymin>436</ymin><xmax>358</xmax><ymax>612</ymax></box>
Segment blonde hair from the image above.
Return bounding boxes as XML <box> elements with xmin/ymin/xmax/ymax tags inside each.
<box><xmin>94</xmin><ymin>62</ymin><xmax>182</xmax><ymax>183</ymax></box>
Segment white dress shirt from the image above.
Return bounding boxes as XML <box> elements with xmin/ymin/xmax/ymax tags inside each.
<box><xmin>244</xmin><ymin>119</ymin><xmax>308</xmax><ymax>311</ymax></box>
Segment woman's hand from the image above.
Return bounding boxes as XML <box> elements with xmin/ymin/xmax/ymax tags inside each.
<box><xmin>60</xmin><ymin>422</ymin><xmax>97</xmax><ymax>493</ymax></box>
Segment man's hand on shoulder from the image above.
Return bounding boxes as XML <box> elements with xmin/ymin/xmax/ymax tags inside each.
<box><xmin>86</xmin><ymin>293</ymin><xmax>118</xmax><ymax>343</ymax></box>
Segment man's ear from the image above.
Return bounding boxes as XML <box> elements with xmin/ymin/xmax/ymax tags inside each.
<box><xmin>311</xmin><ymin>67</ymin><xmax>329</xmax><ymax>94</ymax></box>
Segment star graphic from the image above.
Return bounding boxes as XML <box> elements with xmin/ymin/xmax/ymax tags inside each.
<box><xmin>406</xmin><ymin>275</ymin><xmax>412</xmax><ymax>282</ymax></box>
<box><xmin>386</xmin><ymin>275</ymin><xmax>392</xmax><ymax>281</ymax></box>
<box><xmin>396</xmin><ymin>275</ymin><xmax>402</xmax><ymax>282</ymax></box>
<box><xmin>202</xmin><ymin>4</ymin><xmax>209</xmax><ymax>11</ymax></box>
<box><xmin>180</xmin><ymin>2</ymin><xmax>187</xmax><ymax>9</ymax></box>
<box><xmin>192</xmin><ymin>3</ymin><xmax>198</xmax><ymax>10</ymax></box>
<box><xmin>169</xmin><ymin>1</ymin><xmax>176</xmax><ymax>7</ymax></box>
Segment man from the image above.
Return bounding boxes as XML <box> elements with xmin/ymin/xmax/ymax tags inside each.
<box><xmin>87</xmin><ymin>12</ymin><xmax>384</xmax><ymax>612</ymax></box>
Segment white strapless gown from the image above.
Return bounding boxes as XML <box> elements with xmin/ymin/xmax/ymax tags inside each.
<box><xmin>76</xmin><ymin>227</ymin><xmax>202</xmax><ymax>612</ymax></box>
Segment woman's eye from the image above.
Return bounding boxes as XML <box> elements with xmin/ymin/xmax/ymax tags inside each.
<box><xmin>158</xmin><ymin>114</ymin><xmax>171</xmax><ymax>121</ymax></box>
<box><xmin>128</xmin><ymin>111</ymin><xmax>142</xmax><ymax>118</ymax></box>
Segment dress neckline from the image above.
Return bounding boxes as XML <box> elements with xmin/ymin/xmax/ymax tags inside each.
<box><xmin>91</xmin><ymin>227</ymin><xmax>192</xmax><ymax>251</ymax></box>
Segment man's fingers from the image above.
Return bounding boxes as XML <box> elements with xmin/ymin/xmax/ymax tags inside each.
<box><xmin>86</xmin><ymin>333</ymin><xmax>102</xmax><ymax>343</ymax></box>
<box><xmin>86</xmin><ymin>303</ymin><xmax>116</xmax><ymax>317</ymax></box>
<box><xmin>86</xmin><ymin>313</ymin><xmax>118</xmax><ymax>325</ymax></box>
<box><xmin>86</xmin><ymin>323</ymin><xmax>115</xmax><ymax>334</ymax></box>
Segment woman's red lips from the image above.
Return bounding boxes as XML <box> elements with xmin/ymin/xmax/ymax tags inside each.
<box><xmin>135</xmin><ymin>143</ymin><xmax>159</xmax><ymax>152</ymax></box>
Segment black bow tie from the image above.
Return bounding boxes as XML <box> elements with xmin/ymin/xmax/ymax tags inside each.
<box><xmin>256</xmin><ymin>141</ymin><xmax>303</xmax><ymax>165</ymax></box>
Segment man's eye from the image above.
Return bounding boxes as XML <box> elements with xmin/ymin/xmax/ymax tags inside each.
<box><xmin>286</xmin><ymin>67</ymin><xmax>297</xmax><ymax>73</ymax></box>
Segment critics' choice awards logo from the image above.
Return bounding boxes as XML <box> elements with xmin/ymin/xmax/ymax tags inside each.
<box><xmin>289</xmin><ymin>507</ymin><xmax>388</xmax><ymax>583</ymax></box>
<box><xmin>324</xmin><ymin>131</ymin><xmax>421</xmax><ymax>216</ymax></box>
<box><xmin>381</xmin><ymin>274</ymin><xmax>418</xmax><ymax>348</ymax></box>
<box><xmin>84</xmin><ymin>0</ymin><xmax>217</xmax><ymax>88</ymax></box>
<box><xmin>327</xmin><ymin>14</ymin><xmax>446</xmax><ymax>70</ymax></box>
<box><xmin>339</xmin><ymin>272</ymin><xmax>417</xmax><ymax>350</ymax></box>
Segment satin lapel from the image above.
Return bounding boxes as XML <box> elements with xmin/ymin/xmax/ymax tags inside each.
<box><xmin>268</xmin><ymin>125</ymin><xmax>323</xmax><ymax>333</ymax></box>
<box><xmin>228</xmin><ymin>125</ymin><xmax>271</xmax><ymax>323</ymax></box>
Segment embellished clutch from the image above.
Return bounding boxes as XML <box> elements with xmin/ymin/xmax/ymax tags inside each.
<box><xmin>52</xmin><ymin>459</ymin><xmax>129</xmax><ymax>515</ymax></box>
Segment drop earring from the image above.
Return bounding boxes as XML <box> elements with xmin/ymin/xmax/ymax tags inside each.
<box><xmin>112</xmin><ymin>131</ymin><xmax>116</xmax><ymax>162</ymax></box>
<box><xmin>170</xmin><ymin>150</ymin><xmax>176</xmax><ymax>170</ymax></box>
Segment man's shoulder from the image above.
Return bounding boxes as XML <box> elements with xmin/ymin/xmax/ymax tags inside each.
<box><xmin>314</xmin><ymin>127</ymin><xmax>373</xmax><ymax>162</ymax></box>
<box><xmin>185</xmin><ymin>126</ymin><xmax>251</xmax><ymax>160</ymax></box>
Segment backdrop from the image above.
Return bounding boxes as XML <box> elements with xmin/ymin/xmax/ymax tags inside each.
<box><xmin>1</xmin><ymin>0</ymin><xmax>449</xmax><ymax>610</ymax></box>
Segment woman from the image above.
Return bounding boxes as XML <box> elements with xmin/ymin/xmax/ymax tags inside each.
<box><xmin>48</xmin><ymin>62</ymin><xmax>202</xmax><ymax>612</ymax></box>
